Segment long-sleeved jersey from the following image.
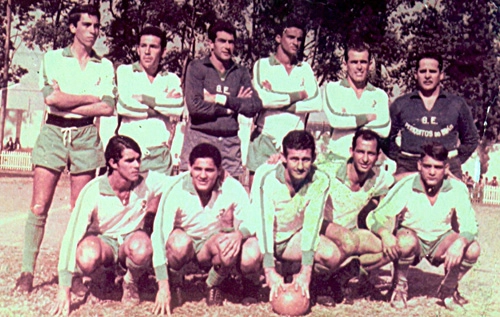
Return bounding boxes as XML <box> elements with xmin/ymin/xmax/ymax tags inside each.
<box><xmin>367</xmin><ymin>174</ymin><xmax>478</xmax><ymax>243</ymax></box>
<box><xmin>251</xmin><ymin>163</ymin><xmax>330</xmax><ymax>268</ymax></box>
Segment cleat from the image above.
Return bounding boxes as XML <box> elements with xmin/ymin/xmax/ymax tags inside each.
<box><xmin>171</xmin><ymin>284</ymin><xmax>183</xmax><ymax>308</ymax></box>
<box><xmin>121</xmin><ymin>280</ymin><xmax>140</xmax><ymax>306</ymax></box>
<box><xmin>71</xmin><ymin>276</ymin><xmax>89</xmax><ymax>297</ymax></box>
<box><xmin>206</xmin><ymin>286</ymin><xmax>224</xmax><ymax>306</ymax></box>
<box><xmin>453</xmin><ymin>288</ymin><xmax>469</xmax><ymax>306</ymax></box>
<box><xmin>437</xmin><ymin>284</ymin><xmax>466</xmax><ymax>311</ymax></box>
<box><xmin>15</xmin><ymin>272</ymin><xmax>34</xmax><ymax>293</ymax></box>
<box><xmin>241</xmin><ymin>279</ymin><xmax>263</xmax><ymax>306</ymax></box>
<box><xmin>390</xmin><ymin>280</ymin><xmax>408</xmax><ymax>309</ymax></box>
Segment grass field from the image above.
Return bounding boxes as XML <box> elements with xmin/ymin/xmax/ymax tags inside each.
<box><xmin>0</xmin><ymin>176</ymin><xmax>499</xmax><ymax>316</ymax></box>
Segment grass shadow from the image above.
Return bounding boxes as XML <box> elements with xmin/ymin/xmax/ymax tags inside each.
<box><xmin>407</xmin><ymin>267</ymin><xmax>444</xmax><ymax>300</ymax></box>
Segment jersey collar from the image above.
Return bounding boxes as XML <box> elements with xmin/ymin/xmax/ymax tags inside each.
<box><xmin>131</xmin><ymin>61</ymin><xmax>169</xmax><ymax>76</ymax></box>
<box><xmin>269</xmin><ymin>54</ymin><xmax>303</xmax><ymax>67</ymax></box>
<box><xmin>339</xmin><ymin>78</ymin><xmax>376</xmax><ymax>92</ymax></box>
<box><xmin>99</xmin><ymin>174</ymin><xmax>145</xmax><ymax>196</ymax></box>
<box><xmin>335</xmin><ymin>158</ymin><xmax>377</xmax><ymax>189</ymax></box>
<box><xmin>62</xmin><ymin>45</ymin><xmax>102</xmax><ymax>63</ymax></box>
<box><xmin>412</xmin><ymin>174</ymin><xmax>453</xmax><ymax>193</ymax></box>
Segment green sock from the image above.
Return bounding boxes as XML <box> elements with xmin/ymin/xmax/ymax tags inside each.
<box><xmin>442</xmin><ymin>259</ymin><xmax>476</xmax><ymax>289</ymax></box>
<box><xmin>168</xmin><ymin>267</ymin><xmax>184</xmax><ymax>286</ymax></box>
<box><xmin>21</xmin><ymin>213</ymin><xmax>47</xmax><ymax>273</ymax></box>
<box><xmin>458</xmin><ymin>259</ymin><xmax>476</xmax><ymax>281</ymax></box>
<box><xmin>123</xmin><ymin>257</ymin><xmax>148</xmax><ymax>284</ymax></box>
<box><xmin>395</xmin><ymin>256</ymin><xmax>414</xmax><ymax>285</ymax></box>
<box><xmin>206</xmin><ymin>266</ymin><xmax>227</xmax><ymax>288</ymax></box>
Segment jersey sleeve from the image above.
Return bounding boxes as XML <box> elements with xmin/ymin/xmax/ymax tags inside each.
<box><xmin>153</xmin><ymin>73</ymin><xmax>185</xmax><ymax>117</ymax></box>
<box><xmin>293</xmin><ymin>63</ymin><xmax>322</xmax><ymax>114</ymax></box>
<box><xmin>252</xmin><ymin>59</ymin><xmax>293</xmax><ymax>109</ymax></box>
<box><xmin>116</xmin><ymin>65</ymin><xmax>149</xmax><ymax>118</ymax></box>
<box><xmin>453</xmin><ymin>181</ymin><xmax>479</xmax><ymax>242</ymax></box>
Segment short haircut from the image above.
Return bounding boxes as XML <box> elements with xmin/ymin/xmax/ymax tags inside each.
<box><xmin>420</xmin><ymin>142</ymin><xmax>448</xmax><ymax>162</ymax></box>
<box><xmin>276</xmin><ymin>16</ymin><xmax>306</xmax><ymax>36</ymax></box>
<box><xmin>139</xmin><ymin>26</ymin><xmax>167</xmax><ymax>50</ymax></box>
<box><xmin>352</xmin><ymin>129</ymin><xmax>380</xmax><ymax>153</ymax></box>
<box><xmin>189</xmin><ymin>143</ymin><xmax>222</xmax><ymax>168</ymax></box>
<box><xmin>105</xmin><ymin>135</ymin><xmax>141</xmax><ymax>174</ymax></box>
<box><xmin>208</xmin><ymin>20</ymin><xmax>236</xmax><ymax>42</ymax></box>
<box><xmin>282</xmin><ymin>130</ymin><xmax>316</xmax><ymax>160</ymax></box>
<box><xmin>68</xmin><ymin>4</ymin><xmax>100</xmax><ymax>27</ymax></box>
<box><xmin>416</xmin><ymin>52</ymin><xmax>443</xmax><ymax>71</ymax></box>
<box><xmin>344</xmin><ymin>39</ymin><xmax>371</xmax><ymax>62</ymax></box>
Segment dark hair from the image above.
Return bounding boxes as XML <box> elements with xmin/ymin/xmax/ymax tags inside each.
<box><xmin>420</xmin><ymin>142</ymin><xmax>448</xmax><ymax>162</ymax></box>
<box><xmin>139</xmin><ymin>26</ymin><xmax>167</xmax><ymax>50</ymax></box>
<box><xmin>208</xmin><ymin>20</ymin><xmax>236</xmax><ymax>42</ymax></box>
<box><xmin>68</xmin><ymin>5</ymin><xmax>100</xmax><ymax>27</ymax></box>
<box><xmin>189</xmin><ymin>143</ymin><xmax>222</xmax><ymax>168</ymax></box>
<box><xmin>105</xmin><ymin>135</ymin><xmax>142</xmax><ymax>173</ymax></box>
<box><xmin>415</xmin><ymin>52</ymin><xmax>443</xmax><ymax>71</ymax></box>
<box><xmin>352</xmin><ymin>129</ymin><xmax>380</xmax><ymax>153</ymax></box>
<box><xmin>344</xmin><ymin>39</ymin><xmax>371</xmax><ymax>62</ymax></box>
<box><xmin>282</xmin><ymin>130</ymin><xmax>316</xmax><ymax>161</ymax></box>
<box><xmin>276</xmin><ymin>16</ymin><xmax>306</xmax><ymax>36</ymax></box>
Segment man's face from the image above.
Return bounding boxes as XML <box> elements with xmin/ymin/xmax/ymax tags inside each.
<box><xmin>346</xmin><ymin>50</ymin><xmax>370</xmax><ymax>86</ymax></box>
<box><xmin>138</xmin><ymin>35</ymin><xmax>164</xmax><ymax>71</ymax></box>
<box><xmin>282</xmin><ymin>148</ymin><xmax>313</xmax><ymax>184</ymax></box>
<box><xmin>70</xmin><ymin>13</ymin><xmax>100</xmax><ymax>49</ymax></box>
<box><xmin>111</xmin><ymin>148</ymin><xmax>141</xmax><ymax>182</ymax></box>
<box><xmin>190</xmin><ymin>158</ymin><xmax>219</xmax><ymax>195</ymax></box>
<box><xmin>276</xmin><ymin>27</ymin><xmax>304</xmax><ymax>58</ymax></box>
<box><xmin>415</xmin><ymin>58</ymin><xmax>444</xmax><ymax>93</ymax></box>
<box><xmin>210</xmin><ymin>31</ymin><xmax>235</xmax><ymax>62</ymax></box>
<box><xmin>418</xmin><ymin>155</ymin><xmax>447</xmax><ymax>188</ymax></box>
<box><xmin>350</xmin><ymin>137</ymin><xmax>378</xmax><ymax>175</ymax></box>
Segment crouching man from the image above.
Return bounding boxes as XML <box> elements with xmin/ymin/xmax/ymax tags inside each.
<box><xmin>152</xmin><ymin>143</ymin><xmax>257</xmax><ymax>315</ymax></box>
<box><xmin>51</xmin><ymin>135</ymin><xmax>168</xmax><ymax>315</ymax></box>
<box><xmin>367</xmin><ymin>143</ymin><xmax>480</xmax><ymax>310</ymax></box>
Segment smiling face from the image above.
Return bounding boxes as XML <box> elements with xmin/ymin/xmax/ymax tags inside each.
<box><xmin>345</xmin><ymin>49</ymin><xmax>370</xmax><ymax>87</ymax></box>
<box><xmin>282</xmin><ymin>148</ymin><xmax>313</xmax><ymax>184</ymax></box>
<box><xmin>350</xmin><ymin>137</ymin><xmax>378</xmax><ymax>175</ymax></box>
<box><xmin>276</xmin><ymin>27</ymin><xmax>304</xmax><ymax>58</ymax></box>
<box><xmin>190</xmin><ymin>157</ymin><xmax>219</xmax><ymax>196</ymax></box>
<box><xmin>415</xmin><ymin>58</ymin><xmax>444</xmax><ymax>94</ymax></box>
<box><xmin>110</xmin><ymin>148</ymin><xmax>141</xmax><ymax>183</ymax></box>
<box><xmin>418</xmin><ymin>155</ymin><xmax>447</xmax><ymax>188</ymax></box>
<box><xmin>70</xmin><ymin>13</ymin><xmax>100</xmax><ymax>49</ymax></box>
<box><xmin>210</xmin><ymin>31</ymin><xmax>235</xmax><ymax>62</ymax></box>
<box><xmin>138</xmin><ymin>34</ymin><xmax>164</xmax><ymax>73</ymax></box>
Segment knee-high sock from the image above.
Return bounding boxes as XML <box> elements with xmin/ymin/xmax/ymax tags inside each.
<box><xmin>123</xmin><ymin>257</ymin><xmax>149</xmax><ymax>284</ymax></box>
<box><xmin>442</xmin><ymin>258</ymin><xmax>476</xmax><ymax>289</ymax></box>
<box><xmin>21</xmin><ymin>213</ymin><xmax>47</xmax><ymax>273</ymax></box>
<box><xmin>206</xmin><ymin>265</ymin><xmax>228</xmax><ymax>288</ymax></box>
<box><xmin>394</xmin><ymin>256</ymin><xmax>415</xmax><ymax>286</ymax></box>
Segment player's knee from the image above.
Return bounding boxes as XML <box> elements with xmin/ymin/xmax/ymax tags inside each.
<box><xmin>465</xmin><ymin>240</ymin><xmax>481</xmax><ymax>262</ymax></box>
<box><xmin>397</xmin><ymin>229</ymin><xmax>419</xmax><ymax>256</ymax></box>
<box><xmin>166</xmin><ymin>229</ymin><xmax>192</xmax><ymax>263</ymax></box>
<box><xmin>30</xmin><ymin>203</ymin><xmax>49</xmax><ymax>216</ymax></box>
<box><xmin>240</xmin><ymin>237</ymin><xmax>262</xmax><ymax>273</ymax></box>
<box><xmin>126</xmin><ymin>232</ymin><xmax>152</xmax><ymax>265</ymax></box>
<box><xmin>76</xmin><ymin>238</ymin><xmax>101</xmax><ymax>274</ymax></box>
<box><xmin>341</xmin><ymin>232</ymin><xmax>360</xmax><ymax>256</ymax></box>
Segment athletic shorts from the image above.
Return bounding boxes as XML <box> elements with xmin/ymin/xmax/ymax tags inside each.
<box><xmin>140</xmin><ymin>145</ymin><xmax>172</xmax><ymax>175</ymax></box>
<box><xmin>246</xmin><ymin>133</ymin><xmax>278</xmax><ymax>173</ymax></box>
<box><xmin>96</xmin><ymin>231</ymin><xmax>144</xmax><ymax>263</ymax></box>
<box><xmin>179</xmin><ymin>125</ymin><xmax>243</xmax><ymax>177</ymax></box>
<box><xmin>32</xmin><ymin>123</ymin><xmax>105</xmax><ymax>174</ymax></box>
<box><xmin>414</xmin><ymin>229</ymin><xmax>455</xmax><ymax>265</ymax></box>
<box><xmin>191</xmin><ymin>232</ymin><xmax>218</xmax><ymax>254</ymax></box>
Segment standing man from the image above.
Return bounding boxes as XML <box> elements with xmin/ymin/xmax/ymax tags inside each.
<box><xmin>152</xmin><ymin>143</ymin><xmax>258</xmax><ymax>314</ymax></box>
<box><xmin>180</xmin><ymin>20</ymin><xmax>262</xmax><ymax>179</ymax></box>
<box><xmin>367</xmin><ymin>143</ymin><xmax>480</xmax><ymax>310</ymax></box>
<box><xmin>117</xmin><ymin>26</ymin><xmax>184</xmax><ymax>175</ymax></box>
<box><xmin>15</xmin><ymin>4</ymin><xmax>115</xmax><ymax>293</ymax></box>
<box><xmin>384</xmin><ymin>52</ymin><xmax>479</xmax><ymax>179</ymax></box>
<box><xmin>51</xmin><ymin>135</ymin><xmax>167</xmax><ymax>315</ymax></box>
<box><xmin>247</xmin><ymin>18</ymin><xmax>322</xmax><ymax>182</ymax></box>
<box><xmin>251</xmin><ymin>130</ymin><xmax>342</xmax><ymax>304</ymax></box>
<box><xmin>321</xmin><ymin>40</ymin><xmax>390</xmax><ymax>161</ymax></box>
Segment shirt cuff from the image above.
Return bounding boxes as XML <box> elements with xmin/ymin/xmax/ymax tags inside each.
<box><xmin>263</xmin><ymin>253</ymin><xmax>275</xmax><ymax>268</ymax></box>
<box><xmin>215</xmin><ymin>94</ymin><xmax>227</xmax><ymax>106</ymax></box>
<box><xmin>154</xmin><ymin>264</ymin><xmax>169</xmax><ymax>281</ymax></box>
<box><xmin>58</xmin><ymin>270</ymin><xmax>73</xmax><ymax>288</ymax></box>
<box><xmin>288</xmin><ymin>92</ymin><xmax>302</xmax><ymax>104</ymax></box>
<box><xmin>355</xmin><ymin>114</ymin><xmax>369</xmax><ymax>127</ymax></box>
<box><xmin>239</xmin><ymin>227</ymin><xmax>252</xmax><ymax>239</ymax></box>
<box><xmin>301</xmin><ymin>250</ymin><xmax>315</xmax><ymax>266</ymax></box>
<box><xmin>459</xmin><ymin>232</ymin><xmax>476</xmax><ymax>244</ymax></box>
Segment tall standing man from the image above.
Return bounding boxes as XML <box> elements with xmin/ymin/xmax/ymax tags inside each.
<box><xmin>321</xmin><ymin>40</ymin><xmax>390</xmax><ymax>161</ymax></box>
<box><xmin>248</xmin><ymin>19</ymin><xmax>322</xmax><ymax>182</ymax></box>
<box><xmin>180</xmin><ymin>20</ymin><xmax>262</xmax><ymax>179</ymax></box>
<box><xmin>367</xmin><ymin>143</ymin><xmax>480</xmax><ymax>310</ymax></box>
<box><xmin>15</xmin><ymin>4</ymin><xmax>115</xmax><ymax>293</ymax></box>
<box><xmin>384</xmin><ymin>52</ymin><xmax>479</xmax><ymax>179</ymax></box>
<box><xmin>117</xmin><ymin>26</ymin><xmax>184</xmax><ymax>175</ymax></box>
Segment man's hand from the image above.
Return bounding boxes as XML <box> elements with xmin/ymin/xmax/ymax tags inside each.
<box><xmin>51</xmin><ymin>79</ymin><xmax>61</xmax><ymax>92</ymax></box>
<box><xmin>262</xmin><ymin>80</ymin><xmax>272</xmax><ymax>91</ymax></box>
<box><xmin>380</xmin><ymin>231</ymin><xmax>400</xmax><ymax>261</ymax></box>
<box><xmin>50</xmin><ymin>286</ymin><xmax>71</xmax><ymax>316</ymax></box>
<box><xmin>203</xmin><ymin>89</ymin><xmax>216</xmax><ymax>103</ymax></box>
<box><xmin>292</xmin><ymin>265</ymin><xmax>312</xmax><ymax>298</ymax></box>
<box><xmin>298</xmin><ymin>90</ymin><xmax>308</xmax><ymax>101</ymax></box>
<box><xmin>166</xmin><ymin>89</ymin><xmax>182</xmax><ymax>99</ymax></box>
<box><xmin>443</xmin><ymin>238</ymin><xmax>466</xmax><ymax>272</ymax></box>
<box><xmin>237</xmin><ymin>87</ymin><xmax>253</xmax><ymax>99</ymax></box>
<box><xmin>266</xmin><ymin>153</ymin><xmax>281</xmax><ymax>164</ymax></box>
<box><xmin>265</xmin><ymin>267</ymin><xmax>285</xmax><ymax>301</ymax></box>
<box><xmin>153</xmin><ymin>280</ymin><xmax>172</xmax><ymax>316</ymax></box>
<box><xmin>132</xmin><ymin>94</ymin><xmax>156</xmax><ymax>107</ymax></box>
<box><xmin>366</xmin><ymin>113</ymin><xmax>377</xmax><ymax>123</ymax></box>
<box><xmin>218</xmin><ymin>230</ymin><xmax>243</xmax><ymax>259</ymax></box>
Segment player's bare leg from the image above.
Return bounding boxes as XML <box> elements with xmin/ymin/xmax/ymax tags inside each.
<box><xmin>70</xmin><ymin>171</ymin><xmax>95</xmax><ymax>210</ymax></box>
<box><xmin>16</xmin><ymin>166</ymin><xmax>60</xmax><ymax>293</ymax></box>
<box><xmin>240</xmin><ymin>237</ymin><xmax>263</xmax><ymax>305</ymax></box>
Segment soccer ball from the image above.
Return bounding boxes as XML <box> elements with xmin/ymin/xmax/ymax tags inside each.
<box><xmin>271</xmin><ymin>283</ymin><xmax>310</xmax><ymax>316</ymax></box>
